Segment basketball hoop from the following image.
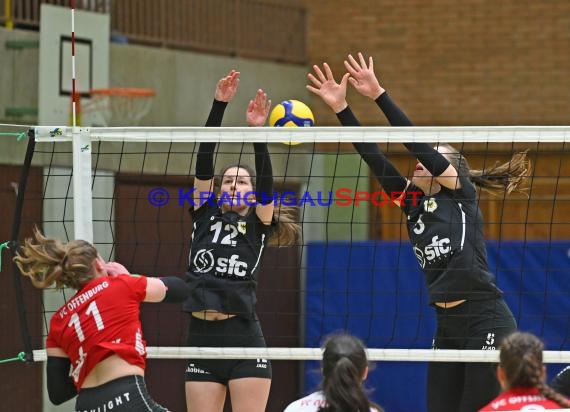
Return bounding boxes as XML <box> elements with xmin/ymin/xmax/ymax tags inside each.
<box><xmin>82</xmin><ymin>88</ymin><xmax>156</xmax><ymax>126</ymax></box>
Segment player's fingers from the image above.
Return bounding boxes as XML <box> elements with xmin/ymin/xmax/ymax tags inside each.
<box><xmin>358</xmin><ymin>52</ymin><xmax>367</xmax><ymax>68</ymax></box>
<box><xmin>340</xmin><ymin>72</ymin><xmax>350</xmax><ymax>88</ymax></box>
<box><xmin>347</xmin><ymin>54</ymin><xmax>361</xmax><ymax>70</ymax></box>
<box><xmin>307</xmin><ymin>73</ymin><xmax>322</xmax><ymax>88</ymax></box>
<box><xmin>306</xmin><ymin>85</ymin><xmax>321</xmax><ymax>96</ymax></box>
<box><xmin>256</xmin><ymin>90</ymin><xmax>266</xmax><ymax>105</ymax></box>
<box><xmin>323</xmin><ymin>63</ymin><xmax>335</xmax><ymax>81</ymax></box>
<box><xmin>344</xmin><ymin>60</ymin><xmax>359</xmax><ymax>77</ymax></box>
<box><xmin>312</xmin><ymin>65</ymin><xmax>327</xmax><ymax>83</ymax></box>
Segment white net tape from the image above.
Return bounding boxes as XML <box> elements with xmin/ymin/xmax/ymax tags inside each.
<box><xmin>32</xmin><ymin>347</ymin><xmax>570</xmax><ymax>363</ymax></box>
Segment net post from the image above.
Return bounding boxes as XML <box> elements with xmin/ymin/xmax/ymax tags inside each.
<box><xmin>72</xmin><ymin>128</ymin><xmax>93</xmax><ymax>242</ymax></box>
<box><xmin>70</xmin><ymin>91</ymin><xmax>82</xmax><ymax>127</ymax></box>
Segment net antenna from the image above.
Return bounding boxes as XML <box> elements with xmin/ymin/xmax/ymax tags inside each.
<box><xmin>82</xmin><ymin>87</ymin><xmax>156</xmax><ymax>126</ymax></box>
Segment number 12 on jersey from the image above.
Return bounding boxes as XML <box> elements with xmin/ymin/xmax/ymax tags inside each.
<box><xmin>210</xmin><ymin>221</ymin><xmax>238</xmax><ymax>246</ymax></box>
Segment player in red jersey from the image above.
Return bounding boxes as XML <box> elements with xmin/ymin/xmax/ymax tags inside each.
<box><xmin>479</xmin><ymin>332</ymin><xmax>570</xmax><ymax>411</ymax></box>
<box><xmin>14</xmin><ymin>228</ymin><xmax>190</xmax><ymax>412</ymax></box>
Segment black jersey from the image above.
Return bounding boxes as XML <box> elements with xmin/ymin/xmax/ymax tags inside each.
<box><xmin>183</xmin><ymin>195</ymin><xmax>273</xmax><ymax>318</ymax></box>
<box><xmin>401</xmin><ymin>174</ymin><xmax>502</xmax><ymax>304</ymax></box>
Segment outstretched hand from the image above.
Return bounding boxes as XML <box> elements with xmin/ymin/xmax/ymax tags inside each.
<box><xmin>215</xmin><ymin>69</ymin><xmax>240</xmax><ymax>102</ymax></box>
<box><xmin>246</xmin><ymin>89</ymin><xmax>271</xmax><ymax>127</ymax></box>
<box><xmin>306</xmin><ymin>63</ymin><xmax>350</xmax><ymax>113</ymax></box>
<box><xmin>344</xmin><ymin>53</ymin><xmax>385</xmax><ymax>100</ymax></box>
<box><xmin>104</xmin><ymin>262</ymin><xmax>130</xmax><ymax>277</ymax></box>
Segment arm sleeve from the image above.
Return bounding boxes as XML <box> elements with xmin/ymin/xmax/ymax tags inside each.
<box><xmin>253</xmin><ymin>143</ymin><xmax>273</xmax><ymax>204</ymax></box>
<box><xmin>205</xmin><ymin>99</ymin><xmax>228</xmax><ymax>127</ymax></box>
<box><xmin>335</xmin><ymin>107</ymin><xmax>408</xmax><ymax>195</ymax></box>
<box><xmin>47</xmin><ymin>356</ymin><xmax>77</xmax><ymax>405</ymax></box>
<box><xmin>402</xmin><ymin>141</ymin><xmax>451</xmax><ymax>177</ymax></box>
<box><xmin>195</xmin><ymin>142</ymin><xmax>217</xmax><ymax>180</ymax></box>
<box><xmin>196</xmin><ymin>99</ymin><xmax>228</xmax><ymax>180</ymax></box>
<box><xmin>375</xmin><ymin>92</ymin><xmax>414</xmax><ymax>126</ymax></box>
<box><xmin>375</xmin><ymin>93</ymin><xmax>451</xmax><ymax>176</ymax></box>
<box><xmin>352</xmin><ymin>142</ymin><xmax>409</xmax><ymax>195</ymax></box>
<box><xmin>336</xmin><ymin>105</ymin><xmax>361</xmax><ymax>126</ymax></box>
<box><xmin>160</xmin><ymin>276</ymin><xmax>191</xmax><ymax>303</ymax></box>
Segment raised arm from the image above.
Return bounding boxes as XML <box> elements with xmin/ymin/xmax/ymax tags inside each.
<box><xmin>344</xmin><ymin>52</ymin><xmax>412</xmax><ymax>126</ymax></box>
<box><xmin>307</xmin><ymin>63</ymin><xmax>410</xmax><ymax>206</ymax></box>
<box><xmin>345</xmin><ymin>53</ymin><xmax>460</xmax><ymax>189</ymax></box>
<box><xmin>246</xmin><ymin>89</ymin><xmax>274</xmax><ymax>225</ymax></box>
<box><xmin>194</xmin><ymin>70</ymin><xmax>240</xmax><ymax>209</ymax></box>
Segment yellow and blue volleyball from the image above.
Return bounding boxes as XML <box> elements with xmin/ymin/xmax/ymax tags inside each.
<box><xmin>269</xmin><ymin>100</ymin><xmax>315</xmax><ymax>127</ymax></box>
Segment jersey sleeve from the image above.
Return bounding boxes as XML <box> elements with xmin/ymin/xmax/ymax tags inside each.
<box><xmin>115</xmin><ymin>274</ymin><xmax>148</xmax><ymax>302</ymax></box>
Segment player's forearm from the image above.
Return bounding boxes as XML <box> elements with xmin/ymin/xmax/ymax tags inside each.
<box><xmin>160</xmin><ymin>276</ymin><xmax>191</xmax><ymax>303</ymax></box>
<box><xmin>47</xmin><ymin>356</ymin><xmax>77</xmax><ymax>405</ymax></box>
<box><xmin>253</xmin><ymin>143</ymin><xmax>273</xmax><ymax>203</ymax></box>
<box><xmin>352</xmin><ymin>142</ymin><xmax>408</xmax><ymax>194</ymax></box>
<box><xmin>204</xmin><ymin>99</ymin><xmax>228</xmax><ymax>127</ymax></box>
<box><xmin>375</xmin><ymin>93</ymin><xmax>413</xmax><ymax>126</ymax></box>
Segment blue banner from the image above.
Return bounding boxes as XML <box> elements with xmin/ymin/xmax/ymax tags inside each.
<box><xmin>303</xmin><ymin>241</ymin><xmax>570</xmax><ymax>412</ymax></box>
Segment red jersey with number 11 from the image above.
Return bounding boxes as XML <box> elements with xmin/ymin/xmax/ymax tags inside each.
<box><xmin>46</xmin><ymin>274</ymin><xmax>148</xmax><ymax>390</ymax></box>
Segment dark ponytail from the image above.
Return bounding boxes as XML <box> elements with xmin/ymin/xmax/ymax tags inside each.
<box><xmin>319</xmin><ymin>334</ymin><xmax>383</xmax><ymax>412</ymax></box>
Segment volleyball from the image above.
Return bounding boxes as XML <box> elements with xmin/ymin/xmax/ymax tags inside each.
<box><xmin>269</xmin><ymin>100</ymin><xmax>315</xmax><ymax>127</ymax></box>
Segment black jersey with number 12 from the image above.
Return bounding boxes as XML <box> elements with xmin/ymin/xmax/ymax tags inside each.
<box><xmin>183</xmin><ymin>195</ymin><xmax>274</xmax><ymax>318</ymax></box>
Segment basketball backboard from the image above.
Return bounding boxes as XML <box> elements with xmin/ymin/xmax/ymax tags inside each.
<box><xmin>38</xmin><ymin>4</ymin><xmax>109</xmax><ymax>126</ymax></box>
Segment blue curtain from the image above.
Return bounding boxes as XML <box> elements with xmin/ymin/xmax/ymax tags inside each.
<box><xmin>303</xmin><ymin>241</ymin><xmax>570</xmax><ymax>412</ymax></box>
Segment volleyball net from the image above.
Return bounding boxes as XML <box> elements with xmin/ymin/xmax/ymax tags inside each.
<box><xmin>3</xmin><ymin>124</ymin><xmax>570</xmax><ymax>408</ymax></box>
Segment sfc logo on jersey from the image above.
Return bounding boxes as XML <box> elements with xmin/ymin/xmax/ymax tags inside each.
<box><xmin>193</xmin><ymin>249</ymin><xmax>215</xmax><ymax>273</ymax></box>
<box><xmin>237</xmin><ymin>221</ymin><xmax>247</xmax><ymax>235</ymax></box>
<box><xmin>424</xmin><ymin>197</ymin><xmax>438</xmax><ymax>213</ymax></box>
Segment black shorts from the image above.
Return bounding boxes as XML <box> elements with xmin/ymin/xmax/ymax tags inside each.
<box><xmin>75</xmin><ymin>375</ymin><xmax>168</xmax><ymax>412</ymax></box>
<box><xmin>433</xmin><ymin>297</ymin><xmax>517</xmax><ymax>350</ymax></box>
<box><xmin>185</xmin><ymin>316</ymin><xmax>272</xmax><ymax>384</ymax></box>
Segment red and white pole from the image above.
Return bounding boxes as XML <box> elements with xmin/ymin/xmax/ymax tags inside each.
<box><xmin>70</xmin><ymin>0</ymin><xmax>78</xmax><ymax>127</ymax></box>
